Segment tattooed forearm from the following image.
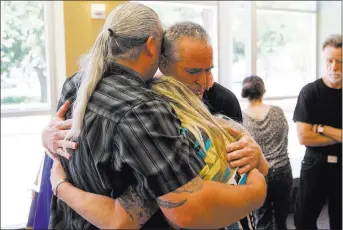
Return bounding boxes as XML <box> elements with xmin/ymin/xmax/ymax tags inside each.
<box><xmin>156</xmin><ymin>177</ymin><xmax>203</xmax><ymax>209</ymax></box>
<box><xmin>118</xmin><ymin>186</ymin><xmax>159</xmax><ymax>226</ymax></box>
<box><xmin>173</xmin><ymin>177</ymin><xmax>203</xmax><ymax>194</ymax></box>
<box><xmin>157</xmin><ymin>198</ymin><xmax>187</xmax><ymax>209</ymax></box>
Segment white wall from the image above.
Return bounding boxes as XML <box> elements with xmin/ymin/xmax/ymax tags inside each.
<box><xmin>317</xmin><ymin>1</ymin><xmax>342</xmax><ymax>78</ymax></box>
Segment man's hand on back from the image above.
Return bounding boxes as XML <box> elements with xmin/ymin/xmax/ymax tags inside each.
<box><xmin>226</xmin><ymin>133</ymin><xmax>263</xmax><ymax>175</ymax></box>
<box><xmin>42</xmin><ymin>100</ymin><xmax>77</xmax><ymax>160</ymax></box>
<box><xmin>216</xmin><ymin>117</ymin><xmax>266</xmax><ymax>175</ymax></box>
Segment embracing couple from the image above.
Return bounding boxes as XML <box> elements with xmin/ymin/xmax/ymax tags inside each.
<box><xmin>32</xmin><ymin>2</ymin><xmax>269</xmax><ymax>229</ymax></box>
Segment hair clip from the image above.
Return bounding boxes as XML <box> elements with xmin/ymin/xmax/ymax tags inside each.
<box><xmin>108</xmin><ymin>28</ymin><xmax>115</xmax><ymax>37</ymax></box>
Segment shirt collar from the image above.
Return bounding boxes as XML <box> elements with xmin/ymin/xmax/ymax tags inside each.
<box><xmin>105</xmin><ymin>62</ymin><xmax>148</xmax><ymax>87</ymax></box>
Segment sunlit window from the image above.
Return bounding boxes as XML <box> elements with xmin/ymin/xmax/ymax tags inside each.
<box><xmin>1</xmin><ymin>1</ymin><xmax>50</xmax><ymax>112</ymax></box>
<box><xmin>256</xmin><ymin>10</ymin><xmax>316</xmax><ymax>98</ymax></box>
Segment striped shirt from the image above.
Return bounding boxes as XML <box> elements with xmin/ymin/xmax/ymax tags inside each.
<box><xmin>49</xmin><ymin>63</ymin><xmax>204</xmax><ymax>229</ymax></box>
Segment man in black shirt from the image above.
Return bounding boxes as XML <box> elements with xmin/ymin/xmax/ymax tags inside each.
<box><xmin>293</xmin><ymin>34</ymin><xmax>342</xmax><ymax>230</ymax></box>
<box><xmin>203</xmin><ymin>82</ymin><xmax>243</xmax><ymax>123</ymax></box>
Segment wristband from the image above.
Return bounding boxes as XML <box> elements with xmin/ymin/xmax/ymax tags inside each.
<box><xmin>53</xmin><ymin>178</ymin><xmax>70</xmax><ymax>197</ymax></box>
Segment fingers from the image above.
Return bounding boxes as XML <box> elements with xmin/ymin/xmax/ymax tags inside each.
<box><xmin>225</xmin><ymin>126</ymin><xmax>243</xmax><ymax>139</ymax></box>
<box><xmin>237</xmin><ymin>164</ymin><xmax>252</xmax><ymax>175</ymax></box>
<box><xmin>51</xmin><ymin>130</ymin><xmax>68</xmax><ymax>141</ymax></box>
<box><xmin>229</xmin><ymin>156</ymin><xmax>250</xmax><ymax>169</ymax></box>
<box><xmin>55</xmin><ymin>119</ymin><xmax>73</xmax><ymax>130</ymax></box>
<box><xmin>56</xmin><ymin>140</ymin><xmax>77</xmax><ymax>150</ymax></box>
<box><xmin>56</xmin><ymin>101</ymin><xmax>71</xmax><ymax>119</ymax></box>
<box><xmin>45</xmin><ymin>148</ymin><xmax>58</xmax><ymax>160</ymax></box>
<box><xmin>226</xmin><ymin>139</ymin><xmax>248</xmax><ymax>153</ymax></box>
<box><xmin>53</xmin><ymin>157</ymin><xmax>61</xmax><ymax>164</ymax></box>
<box><xmin>56</xmin><ymin>148</ymin><xmax>71</xmax><ymax>160</ymax></box>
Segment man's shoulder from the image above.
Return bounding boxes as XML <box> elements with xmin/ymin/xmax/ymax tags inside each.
<box><xmin>205</xmin><ymin>82</ymin><xmax>242</xmax><ymax>122</ymax></box>
<box><xmin>63</xmin><ymin>72</ymin><xmax>79</xmax><ymax>91</ymax></box>
<box><xmin>57</xmin><ymin>72</ymin><xmax>80</xmax><ymax>110</ymax></box>
<box><xmin>90</xmin><ymin>75</ymin><xmax>175</xmax><ymax>123</ymax></box>
<box><xmin>300</xmin><ymin>79</ymin><xmax>320</xmax><ymax>96</ymax></box>
<box><xmin>121</xmin><ymin>98</ymin><xmax>177</xmax><ymax>123</ymax></box>
<box><xmin>211</xmin><ymin>82</ymin><xmax>239</xmax><ymax>101</ymax></box>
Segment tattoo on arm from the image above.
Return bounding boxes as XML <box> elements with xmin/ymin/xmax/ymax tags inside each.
<box><xmin>156</xmin><ymin>198</ymin><xmax>187</xmax><ymax>209</ymax></box>
<box><xmin>172</xmin><ymin>176</ymin><xmax>203</xmax><ymax>194</ymax></box>
<box><xmin>156</xmin><ymin>177</ymin><xmax>203</xmax><ymax>209</ymax></box>
<box><xmin>118</xmin><ymin>186</ymin><xmax>159</xmax><ymax>226</ymax></box>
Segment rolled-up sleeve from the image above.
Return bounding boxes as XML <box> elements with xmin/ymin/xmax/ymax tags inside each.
<box><xmin>113</xmin><ymin>99</ymin><xmax>204</xmax><ymax>199</ymax></box>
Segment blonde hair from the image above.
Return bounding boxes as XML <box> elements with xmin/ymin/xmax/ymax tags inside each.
<box><xmin>68</xmin><ymin>2</ymin><xmax>163</xmax><ymax>139</ymax></box>
<box><xmin>152</xmin><ymin>76</ymin><xmax>238</xmax><ymax>181</ymax></box>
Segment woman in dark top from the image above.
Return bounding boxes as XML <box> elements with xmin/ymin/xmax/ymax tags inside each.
<box><xmin>241</xmin><ymin>76</ymin><xmax>293</xmax><ymax>230</ymax></box>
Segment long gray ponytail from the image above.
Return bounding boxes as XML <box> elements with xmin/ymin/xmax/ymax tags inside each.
<box><xmin>68</xmin><ymin>2</ymin><xmax>163</xmax><ymax>139</ymax></box>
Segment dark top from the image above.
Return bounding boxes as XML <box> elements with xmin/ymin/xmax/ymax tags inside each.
<box><xmin>203</xmin><ymin>82</ymin><xmax>243</xmax><ymax>123</ymax></box>
<box><xmin>243</xmin><ymin>106</ymin><xmax>290</xmax><ymax>169</ymax></box>
<box><xmin>49</xmin><ymin>63</ymin><xmax>204</xmax><ymax>229</ymax></box>
<box><xmin>293</xmin><ymin>78</ymin><xmax>342</xmax><ymax>156</ymax></box>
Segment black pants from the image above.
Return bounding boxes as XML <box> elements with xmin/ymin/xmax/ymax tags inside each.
<box><xmin>254</xmin><ymin>163</ymin><xmax>293</xmax><ymax>230</ymax></box>
<box><xmin>295</xmin><ymin>150</ymin><xmax>342</xmax><ymax>230</ymax></box>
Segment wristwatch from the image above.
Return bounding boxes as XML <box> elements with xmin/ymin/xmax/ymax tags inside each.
<box><xmin>317</xmin><ymin>124</ymin><xmax>325</xmax><ymax>135</ymax></box>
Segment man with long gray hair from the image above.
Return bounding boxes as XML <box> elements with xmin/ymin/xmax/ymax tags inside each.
<box><xmin>36</xmin><ymin>3</ymin><xmax>267</xmax><ymax>229</ymax></box>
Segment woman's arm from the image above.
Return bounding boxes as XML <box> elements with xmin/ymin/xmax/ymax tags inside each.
<box><xmin>51</xmin><ymin>159</ymin><xmax>158</xmax><ymax>229</ymax></box>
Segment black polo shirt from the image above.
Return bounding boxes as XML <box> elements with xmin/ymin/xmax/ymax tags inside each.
<box><xmin>49</xmin><ymin>63</ymin><xmax>204</xmax><ymax>229</ymax></box>
<box><xmin>203</xmin><ymin>82</ymin><xmax>243</xmax><ymax>123</ymax></box>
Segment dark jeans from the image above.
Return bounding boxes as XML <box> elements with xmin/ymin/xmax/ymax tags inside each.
<box><xmin>295</xmin><ymin>150</ymin><xmax>342</xmax><ymax>230</ymax></box>
<box><xmin>254</xmin><ymin>163</ymin><xmax>293</xmax><ymax>230</ymax></box>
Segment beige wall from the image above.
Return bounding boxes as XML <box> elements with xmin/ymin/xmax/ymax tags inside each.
<box><xmin>63</xmin><ymin>1</ymin><xmax>126</xmax><ymax>76</ymax></box>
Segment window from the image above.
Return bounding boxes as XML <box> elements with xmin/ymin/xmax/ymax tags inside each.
<box><xmin>256</xmin><ymin>1</ymin><xmax>317</xmax><ymax>11</ymax></box>
<box><xmin>1</xmin><ymin>1</ymin><xmax>50</xmax><ymax>112</ymax></box>
<box><xmin>1</xmin><ymin>1</ymin><xmax>64</xmax><ymax>228</ymax></box>
<box><xmin>133</xmin><ymin>1</ymin><xmax>219</xmax><ymax>81</ymax></box>
<box><xmin>256</xmin><ymin>10</ymin><xmax>316</xmax><ymax>98</ymax></box>
<box><xmin>226</xmin><ymin>1</ymin><xmax>317</xmax><ymax>162</ymax></box>
<box><xmin>232</xmin><ymin>8</ymin><xmax>247</xmax><ymax>83</ymax></box>
<box><xmin>229</xmin><ymin>1</ymin><xmax>317</xmax><ymax>99</ymax></box>
<box><xmin>231</xmin><ymin>6</ymin><xmax>247</xmax><ymax>97</ymax></box>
